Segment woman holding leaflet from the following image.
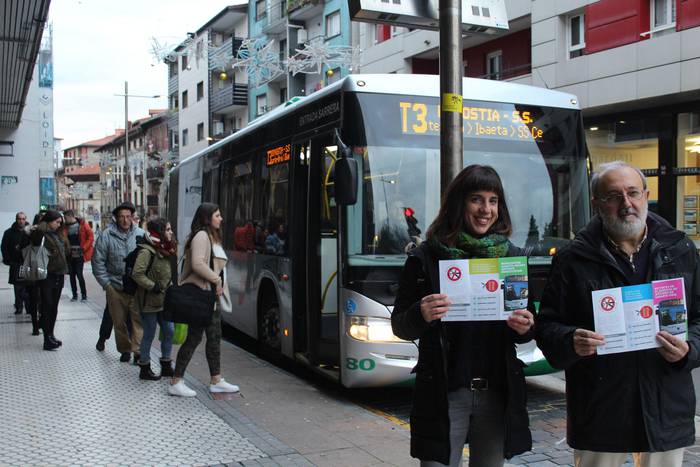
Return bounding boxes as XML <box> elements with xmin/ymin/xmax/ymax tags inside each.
<box><xmin>392</xmin><ymin>165</ymin><xmax>535</xmax><ymax>466</ymax></box>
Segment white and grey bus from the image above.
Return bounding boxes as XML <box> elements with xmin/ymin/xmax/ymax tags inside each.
<box><xmin>163</xmin><ymin>74</ymin><xmax>590</xmax><ymax>388</ymax></box>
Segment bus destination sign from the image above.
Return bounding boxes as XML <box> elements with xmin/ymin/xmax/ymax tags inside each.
<box><xmin>399</xmin><ymin>101</ymin><xmax>545</xmax><ymax>142</ymax></box>
<box><xmin>267</xmin><ymin>144</ymin><xmax>291</xmax><ymax>166</ymax></box>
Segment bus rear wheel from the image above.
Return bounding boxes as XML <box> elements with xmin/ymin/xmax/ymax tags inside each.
<box><xmin>259</xmin><ymin>300</ymin><xmax>281</xmax><ymax>355</ymax></box>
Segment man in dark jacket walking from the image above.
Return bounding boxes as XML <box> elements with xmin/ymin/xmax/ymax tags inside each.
<box><xmin>535</xmin><ymin>161</ymin><xmax>700</xmax><ymax>467</ymax></box>
<box><xmin>1</xmin><ymin>212</ymin><xmax>30</xmax><ymax>314</ymax></box>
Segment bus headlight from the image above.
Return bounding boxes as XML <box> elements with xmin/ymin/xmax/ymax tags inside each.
<box><xmin>347</xmin><ymin>316</ymin><xmax>406</xmax><ymax>343</ymax></box>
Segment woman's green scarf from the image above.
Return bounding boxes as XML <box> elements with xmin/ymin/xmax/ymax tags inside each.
<box><xmin>429</xmin><ymin>232</ymin><xmax>509</xmax><ymax>259</ymax></box>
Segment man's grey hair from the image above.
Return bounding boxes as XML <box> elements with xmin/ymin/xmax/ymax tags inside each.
<box><xmin>590</xmin><ymin>161</ymin><xmax>647</xmax><ymax>199</ymax></box>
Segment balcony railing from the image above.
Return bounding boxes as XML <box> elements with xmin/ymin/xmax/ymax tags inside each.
<box><xmin>209</xmin><ymin>36</ymin><xmax>245</xmax><ymax>72</ymax></box>
<box><xmin>211</xmin><ymin>83</ymin><xmax>248</xmax><ymax>113</ymax></box>
<box><xmin>263</xmin><ymin>0</ymin><xmax>287</xmax><ymax>34</ymax></box>
<box><xmin>146</xmin><ymin>166</ymin><xmax>164</xmax><ymax>180</ymax></box>
<box><xmin>147</xmin><ymin>195</ymin><xmax>159</xmax><ymax>208</ymax></box>
<box><xmin>287</xmin><ymin>0</ymin><xmax>321</xmax><ymax>14</ymax></box>
<box><xmin>477</xmin><ymin>63</ymin><xmax>531</xmax><ymax>81</ymax></box>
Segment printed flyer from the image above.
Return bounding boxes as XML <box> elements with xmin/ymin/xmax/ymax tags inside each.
<box><xmin>439</xmin><ymin>256</ymin><xmax>528</xmax><ymax>321</ymax></box>
<box><xmin>591</xmin><ymin>278</ymin><xmax>687</xmax><ymax>355</ymax></box>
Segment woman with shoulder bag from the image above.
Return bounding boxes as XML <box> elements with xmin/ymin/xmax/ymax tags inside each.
<box><xmin>30</xmin><ymin>210</ymin><xmax>70</xmax><ymax>351</ymax></box>
<box><xmin>132</xmin><ymin>218</ymin><xmax>177</xmax><ymax>381</ymax></box>
<box><xmin>392</xmin><ymin>165</ymin><xmax>535</xmax><ymax>466</ymax></box>
<box><xmin>168</xmin><ymin>202</ymin><xmax>238</xmax><ymax>397</ymax></box>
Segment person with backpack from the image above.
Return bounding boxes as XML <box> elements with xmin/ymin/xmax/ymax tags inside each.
<box><xmin>30</xmin><ymin>210</ymin><xmax>71</xmax><ymax>351</ymax></box>
<box><xmin>168</xmin><ymin>202</ymin><xmax>238</xmax><ymax>397</ymax></box>
<box><xmin>131</xmin><ymin>218</ymin><xmax>177</xmax><ymax>380</ymax></box>
<box><xmin>91</xmin><ymin>201</ymin><xmax>145</xmax><ymax>362</ymax></box>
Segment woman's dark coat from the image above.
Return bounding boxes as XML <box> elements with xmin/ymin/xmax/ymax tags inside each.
<box><xmin>391</xmin><ymin>242</ymin><xmax>532</xmax><ymax>464</ymax></box>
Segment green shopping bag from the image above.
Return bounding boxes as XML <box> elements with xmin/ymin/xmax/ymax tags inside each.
<box><xmin>160</xmin><ymin>323</ymin><xmax>188</xmax><ymax>345</ymax></box>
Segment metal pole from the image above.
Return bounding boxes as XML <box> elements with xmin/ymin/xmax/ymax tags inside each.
<box><xmin>439</xmin><ymin>0</ymin><xmax>463</xmax><ymax>193</ymax></box>
<box><xmin>124</xmin><ymin>81</ymin><xmax>130</xmax><ymax>202</ymax></box>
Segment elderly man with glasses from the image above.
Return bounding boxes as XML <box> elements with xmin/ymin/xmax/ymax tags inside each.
<box><xmin>534</xmin><ymin>161</ymin><xmax>700</xmax><ymax>467</ymax></box>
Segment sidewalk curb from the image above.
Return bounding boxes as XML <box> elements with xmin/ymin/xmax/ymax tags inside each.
<box><xmin>526</xmin><ymin>374</ymin><xmax>566</xmax><ymax>393</ymax></box>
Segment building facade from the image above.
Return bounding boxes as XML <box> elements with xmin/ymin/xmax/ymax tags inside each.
<box><xmin>168</xmin><ymin>5</ymin><xmax>249</xmax><ymax>161</ymax></box>
<box><xmin>248</xmin><ymin>0</ymin><xmax>353</xmax><ymax>120</ymax></box>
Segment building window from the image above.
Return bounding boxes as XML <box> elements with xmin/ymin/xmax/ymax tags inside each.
<box><xmin>197</xmin><ymin>123</ymin><xmax>204</xmax><ymax>142</ymax></box>
<box><xmin>567</xmin><ymin>13</ymin><xmax>585</xmax><ymax>59</ymax></box>
<box><xmin>486</xmin><ymin>50</ymin><xmax>502</xmax><ymax>80</ymax></box>
<box><xmin>325</xmin><ymin>10</ymin><xmax>341</xmax><ymax>39</ymax></box>
<box><xmin>280</xmin><ymin>87</ymin><xmax>287</xmax><ymax>104</ymax></box>
<box><xmin>182</xmin><ymin>90</ymin><xmax>188</xmax><ymax>109</ymax></box>
<box><xmin>375</xmin><ymin>24</ymin><xmax>391</xmax><ymax>44</ymax></box>
<box><xmin>182</xmin><ymin>129</ymin><xmax>188</xmax><ymax>146</ymax></box>
<box><xmin>651</xmin><ymin>0</ymin><xmax>676</xmax><ymax>34</ymax></box>
<box><xmin>279</xmin><ymin>39</ymin><xmax>287</xmax><ymax>62</ymax></box>
<box><xmin>197</xmin><ymin>81</ymin><xmax>204</xmax><ymax>101</ymax></box>
<box><xmin>181</xmin><ymin>54</ymin><xmax>188</xmax><ymax>71</ymax></box>
<box><xmin>256</xmin><ymin>94</ymin><xmax>267</xmax><ymax>117</ymax></box>
<box><xmin>169</xmin><ymin>92</ymin><xmax>178</xmax><ymax>110</ymax></box>
<box><xmin>195</xmin><ymin>41</ymin><xmax>203</xmax><ymax>67</ymax></box>
<box><xmin>256</xmin><ymin>0</ymin><xmax>266</xmax><ymax>21</ymax></box>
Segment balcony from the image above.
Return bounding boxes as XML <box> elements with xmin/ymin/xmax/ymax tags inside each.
<box><xmin>147</xmin><ymin>195</ymin><xmax>159</xmax><ymax>208</ymax></box>
<box><xmin>263</xmin><ymin>0</ymin><xmax>287</xmax><ymax>35</ymax></box>
<box><xmin>146</xmin><ymin>166</ymin><xmax>164</xmax><ymax>180</ymax></box>
<box><xmin>168</xmin><ymin>74</ymin><xmax>178</xmax><ymax>95</ymax></box>
<box><xmin>209</xmin><ymin>36</ymin><xmax>245</xmax><ymax>72</ymax></box>
<box><xmin>477</xmin><ymin>63</ymin><xmax>531</xmax><ymax>81</ymax></box>
<box><xmin>287</xmin><ymin>0</ymin><xmax>322</xmax><ymax>21</ymax></box>
<box><xmin>211</xmin><ymin>83</ymin><xmax>247</xmax><ymax>114</ymax></box>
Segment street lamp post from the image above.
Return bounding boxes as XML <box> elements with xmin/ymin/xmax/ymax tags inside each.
<box><xmin>114</xmin><ymin>81</ymin><xmax>160</xmax><ymax>205</ymax></box>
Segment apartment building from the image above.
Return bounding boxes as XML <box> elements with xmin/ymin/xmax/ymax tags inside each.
<box><xmin>167</xmin><ymin>5</ymin><xmax>249</xmax><ymax>160</ymax></box>
<box><xmin>248</xmin><ymin>0</ymin><xmax>353</xmax><ymax>120</ymax></box>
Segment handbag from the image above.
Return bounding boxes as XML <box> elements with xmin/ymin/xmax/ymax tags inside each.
<box><xmin>19</xmin><ymin>237</ymin><xmax>49</xmax><ymax>281</ymax></box>
<box><xmin>163</xmin><ymin>240</ymin><xmax>216</xmax><ymax>327</ymax></box>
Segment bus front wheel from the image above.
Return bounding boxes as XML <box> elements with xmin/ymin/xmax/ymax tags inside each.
<box><xmin>259</xmin><ymin>300</ymin><xmax>281</xmax><ymax>355</ymax></box>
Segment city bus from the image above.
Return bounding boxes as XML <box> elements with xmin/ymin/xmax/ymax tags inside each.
<box><xmin>163</xmin><ymin>74</ymin><xmax>590</xmax><ymax>388</ymax></box>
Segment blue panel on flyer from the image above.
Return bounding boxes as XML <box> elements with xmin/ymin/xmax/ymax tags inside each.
<box><xmin>621</xmin><ymin>284</ymin><xmax>652</xmax><ymax>302</ymax></box>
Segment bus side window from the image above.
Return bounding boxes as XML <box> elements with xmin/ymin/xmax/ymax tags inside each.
<box><xmin>260</xmin><ymin>155</ymin><xmax>290</xmax><ymax>256</ymax></box>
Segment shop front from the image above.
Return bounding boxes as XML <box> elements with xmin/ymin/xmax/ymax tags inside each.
<box><xmin>586</xmin><ymin>107</ymin><xmax>700</xmax><ymax>250</ymax></box>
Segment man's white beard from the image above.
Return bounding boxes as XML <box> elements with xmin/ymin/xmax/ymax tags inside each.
<box><xmin>601</xmin><ymin>205</ymin><xmax>648</xmax><ymax>240</ymax></box>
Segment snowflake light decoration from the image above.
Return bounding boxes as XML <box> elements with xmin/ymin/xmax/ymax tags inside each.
<box><xmin>231</xmin><ymin>38</ymin><xmax>285</xmax><ymax>86</ymax></box>
<box><xmin>287</xmin><ymin>40</ymin><xmax>361</xmax><ymax>76</ymax></box>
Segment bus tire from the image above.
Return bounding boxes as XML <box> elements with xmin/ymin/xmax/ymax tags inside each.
<box><xmin>258</xmin><ymin>298</ymin><xmax>281</xmax><ymax>355</ymax></box>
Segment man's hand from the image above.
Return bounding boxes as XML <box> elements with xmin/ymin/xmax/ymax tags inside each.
<box><xmin>507</xmin><ymin>309</ymin><xmax>534</xmax><ymax>335</ymax></box>
<box><xmin>656</xmin><ymin>331</ymin><xmax>689</xmax><ymax>363</ymax></box>
<box><xmin>419</xmin><ymin>294</ymin><xmax>451</xmax><ymax>323</ymax></box>
<box><xmin>573</xmin><ymin>328</ymin><xmax>606</xmax><ymax>356</ymax></box>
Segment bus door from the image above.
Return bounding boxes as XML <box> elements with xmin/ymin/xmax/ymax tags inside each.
<box><xmin>306</xmin><ymin>134</ymin><xmax>340</xmax><ymax>367</ymax></box>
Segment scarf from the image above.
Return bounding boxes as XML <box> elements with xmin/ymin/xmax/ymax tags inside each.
<box><xmin>429</xmin><ymin>232</ymin><xmax>510</xmax><ymax>259</ymax></box>
<box><xmin>146</xmin><ymin>230</ymin><xmax>177</xmax><ymax>257</ymax></box>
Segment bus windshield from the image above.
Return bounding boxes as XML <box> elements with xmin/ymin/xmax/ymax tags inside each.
<box><xmin>345</xmin><ymin>92</ymin><xmax>590</xmax><ymax>266</ymax></box>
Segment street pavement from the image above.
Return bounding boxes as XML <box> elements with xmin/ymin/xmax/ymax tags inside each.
<box><xmin>1</xmin><ymin>263</ymin><xmax>700</xmax><ymax>466</ymax></box>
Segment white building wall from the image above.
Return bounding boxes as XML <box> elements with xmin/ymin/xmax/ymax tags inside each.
<box><xmin>0</xmin><ymin>64</ymin><xmax>43</xmax><ymax>228</ymax></box>
<box><xmin>178</xmin><ymin>31</ymin><xmax>211</xmax><ymax>160</ymax></box>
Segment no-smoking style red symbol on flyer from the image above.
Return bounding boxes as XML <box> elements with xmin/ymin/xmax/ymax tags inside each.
<box><xmin>447</xmin><ymin>267</ymin><xmax>462</xmax><ymax>282</ymax></box>
<box><xmin>600</xmin><ymin>295</ymin><xmax>616</xmax><ymax>312</ymax></box>
<box><xmin>484</xmin><ymin>279</ymin><xmax>499</xmax><ymax>292</ymax></box>
<box><xmin>639</xmin><ymin>306</ymin><xmax>653</xmax><ymax>319</ymax></box>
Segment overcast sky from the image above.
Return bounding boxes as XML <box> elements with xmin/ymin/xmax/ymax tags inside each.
<box><xmin>50</xmin><ymin>0</ymin><xmax>246</xmax><ymax>149</ymax></box>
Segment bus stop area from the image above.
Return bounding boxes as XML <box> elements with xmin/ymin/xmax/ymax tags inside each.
<box><xmin>2</xmin><ymin>264</ymin><xmax>700</xmax><ymax>467</ymax></box>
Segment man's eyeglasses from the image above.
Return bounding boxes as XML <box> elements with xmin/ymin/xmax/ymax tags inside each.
<box><xmin>596</xmin><ymin>190</ymin><xmax>645</xmax><ymax>205</ymax></box>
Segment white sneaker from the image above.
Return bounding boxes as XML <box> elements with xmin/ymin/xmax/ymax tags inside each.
<box><xmin>168</xmin><ymin>381</ymin><xmax>196</xmax><ymax>397</ymax></box>
<box><xmin>210</xmin><ymin>378</ymin><xmax>239</xmax><ymax>393</ymax></box>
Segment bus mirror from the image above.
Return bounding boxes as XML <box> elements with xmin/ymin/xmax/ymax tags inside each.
<box><xmin>335</xmin><ymin>157</ymin><xmax>358</xmax><ymax>206</ymax></box>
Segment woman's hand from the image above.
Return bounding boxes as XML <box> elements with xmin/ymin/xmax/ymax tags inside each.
<box><xmin>507</xmin><ymin>309</ymin><xmax>534</xmax><ymax>335</ymax></box>
<box><xmin>420</xmin><ymin>294</ymin><xmax>451</xmax><ymax>323</ymax></box>
<box><xmin>215</xmin><ymin>285</ymin><xmax>224</xmax><ymax>297</ymax></box>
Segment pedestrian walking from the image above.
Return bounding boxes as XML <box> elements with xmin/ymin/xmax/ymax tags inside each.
<box><xmin>168</xmin><ymin>202</ymin><xmax>238</xmax><ymax>397</ymax></box>
<box><xmin>1</xmin><ymin>212</ymin><xmax>31</xmax><ymax>315</ymax></box>
<box><xmin>534</xmin><ymin>161</ymin><xmax>700</xmax><ymax>467</ymax></box>
<box><xmin>91</xmin><ymin>201</ymin><xmax>145</xmax><ymax>362</ymax></box>
<box><xmin>391</xmin><ymin>165</ymin><xmax>534</xmax><ymax>466</ymax></box>
<box><xmin>132</xmin><ymin>218</ymin><xmax>177</xmax><ymax>381</ymax></box>
<box><xmin>62</xmin><ymin>209</ymin><xmax>94</xmax><ymax>302</ymax></box>
<box><xmin>30</xmin><ymin>210</ymin><xmax>70</xmax><ymax>351</ymax></box>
